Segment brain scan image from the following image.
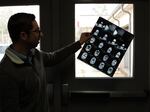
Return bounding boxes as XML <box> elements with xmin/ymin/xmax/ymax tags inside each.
<box><xmin>98</xmin><ymin>42</ymin><xmax>104</xmax><ymax>48</ymax></box>
<box><xmin>107</xmin><ymin>47</ymin><xmax>112</xmax><ymax>53</ymax></box>
<box><xmin>100</xmin><ymin>34</ymin><xmax>108</xmax><ymax>41</ymax></box>
<box><xmin>94</xmin><ymin>30</ymin><xmax>99</xmax><ymax>36</ymax></box>
<box><xmin>104</xmin><ymin>25</ymin><xmax>109</xmax><ymax>31</ymax></box>
<box><xmin>98</xmin><ymin>62</ymin><xmax>105</xmax><ymax>70</ymax></box>
<box><xmin>81</xmin><ymin>52</ymin><xmax>88</xmax><ymax>60</ymax></box>
<box><xmin>90</xmin><ymin>57</ymin><xmax>97</xmax><ymax>65</ymax></box>
<box><xmin>85</xmin><ymin>45</ymin><xmax>92</xmax><ymax>52</ymax></box>
<box><xmin>103</xmin><ymin>55</ymin><xmax>109</xmax><ymax>61</ymax></box>
<box><xmin>115</xmin><ymin>52</ymin><xmax>121</xmax><ymax>58</ymax></box>
<box><xmin>78</xmin><ymin>17</ymin><xmax>134</xmax><ymax>77</ymax></box>
<box><xmin>111</xmin><ymin>60</ymin><xmax>117</xmax><ymax>66</ymax></box>
<box><xmin>90</xmin><ymin>37</ymin><xmax>96</xmax><ymax>43</ymax></box>
<box><xmin>107</xmin><ymin>67</ymin><xmax>114</xmax><ymax>74</ymax></box>
<box><xmin>94</xmin><ymin>50</ymin><xmax>100</xmax><ymax>57</ymax></box>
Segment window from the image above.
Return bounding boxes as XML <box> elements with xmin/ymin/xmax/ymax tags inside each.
<box><xmin>0</xmin><ymin>5</ymin><xmax>40</xmax><ymax>61</ymax></box>
<box><xmin>75</xmin><ymin>4</ymin><xmax>134</xmax><ymax>78</ymax></box>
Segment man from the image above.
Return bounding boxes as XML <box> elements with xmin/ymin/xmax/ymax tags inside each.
<box><xmin>0</xmin><ymin>13</ymin><xmax>90</xmax><ymax>112</ymax></box>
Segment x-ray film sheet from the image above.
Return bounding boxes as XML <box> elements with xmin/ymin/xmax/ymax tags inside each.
<box><xmin>77</xmin><ymin>17</ymin><xmax>134</xmax><ymax>77</ymax></box>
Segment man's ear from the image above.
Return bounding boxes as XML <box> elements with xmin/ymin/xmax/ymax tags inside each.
<box><xmin>20</xmin><ymin>32</ymin><xmax>28</xmax><ymax>41</ymax></box>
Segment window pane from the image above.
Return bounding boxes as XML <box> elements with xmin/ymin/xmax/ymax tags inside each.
<box><xmin>0</xmin><ymin>5</ymin><xmax>40</xmax><ymax>61</ymax></box>
<box><xmin>75</xmin><ymin>4</ymin><xmax>134</xmax><ymax>78</ymax></box>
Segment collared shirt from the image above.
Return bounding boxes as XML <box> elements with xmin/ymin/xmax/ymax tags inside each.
<box><xmin>5</xmin><ymin>45</ymin><xmax>35</xmax><ymax>64</ymax></box>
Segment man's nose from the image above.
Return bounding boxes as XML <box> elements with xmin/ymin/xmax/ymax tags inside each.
<box><xmin>40</xmin><ymin>32</ymin><xmax>44</xmax><ymax>38</ymax></box>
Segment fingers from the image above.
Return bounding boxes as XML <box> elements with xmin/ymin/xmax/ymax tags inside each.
<box><xmin>83</xmin><ymin>32</ymin><xmax>91</xmax><ymax>37</ymax></box>
<box><xmin>83</xmin><ymin>32</ymin><xmax>91</xmax><ymax>40</ymax></box>
<box><xmin>79</xmin><ymin>32</ymin><xmax>91</xmax><ymax>45</ymax></box>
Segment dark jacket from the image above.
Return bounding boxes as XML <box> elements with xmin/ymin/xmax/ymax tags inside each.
<box><xmin>0</xmin><ymin>41</ymin><xmax>81</xmax><ymax>112</ymax></box>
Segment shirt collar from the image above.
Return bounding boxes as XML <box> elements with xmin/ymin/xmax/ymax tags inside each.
<box><xmin>5</xmin><ymin>45</ymin><xmax>35</xmax><ymax>64</ymax></box>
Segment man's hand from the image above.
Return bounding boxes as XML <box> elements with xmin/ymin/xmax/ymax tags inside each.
<box><xmin>79</xmin><ymin>32</ymin><xmax>91</xmax><ymax>45</ymax></box>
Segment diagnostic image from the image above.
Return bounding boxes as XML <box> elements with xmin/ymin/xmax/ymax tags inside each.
<box><xmin>77</xmin><ymin>17</ymin><xmax>134</xmax><ymax>77</ymax></box>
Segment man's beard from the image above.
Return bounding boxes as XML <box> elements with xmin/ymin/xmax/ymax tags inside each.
<box><xmin>28</xmin><ymin>41</ymin><xmax>39</xmax><ymax>49</ymax></box>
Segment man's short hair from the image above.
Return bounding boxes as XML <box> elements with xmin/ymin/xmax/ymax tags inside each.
<box><xmin>7</xmin><ymin>12</ymin><xmax>35</xmax><ymax>43</ymax></box>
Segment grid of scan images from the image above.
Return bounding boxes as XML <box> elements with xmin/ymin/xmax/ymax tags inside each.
<box><xmin>77</xmin><ymin>17</ymin><xmax>134</xmax><ymax>77</ymax></box>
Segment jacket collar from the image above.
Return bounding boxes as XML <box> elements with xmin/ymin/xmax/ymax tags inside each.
<box><xmin>5</xmin><ymin>46</ymin><xmax>35</xmax><ymax>64</ymax></box>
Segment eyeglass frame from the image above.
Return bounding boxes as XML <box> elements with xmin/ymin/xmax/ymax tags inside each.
<box><xmin>31</xmin><ymin>29</ymin><xmax>42</xmax><ymax>35</ymax></box>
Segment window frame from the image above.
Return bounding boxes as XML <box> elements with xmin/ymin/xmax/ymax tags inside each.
<box><xmin>59</xmin><ymin>0</ymin><xmax>149</xmax><ymax>93</ymax></box>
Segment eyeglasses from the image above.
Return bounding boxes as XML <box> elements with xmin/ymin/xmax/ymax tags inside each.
<box><xmin>31</xmin><ymin>29</ymin><xmax>42</xmax><ymax>35</ymax></box>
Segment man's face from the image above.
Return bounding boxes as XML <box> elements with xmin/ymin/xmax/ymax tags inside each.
<box><xmin>27</xmin><ymin>20</ymin><xmax>43</xmax><ymax>49</ymax></box>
